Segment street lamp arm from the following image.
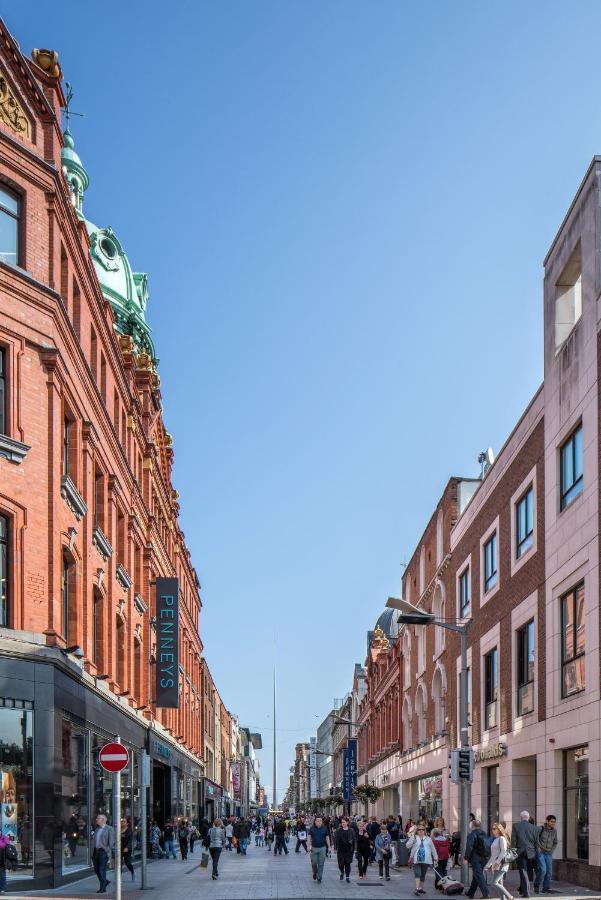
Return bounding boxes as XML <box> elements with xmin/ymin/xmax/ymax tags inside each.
<box><xmin>433</xmin><ymin>618</ymin><xmax>470</xmax><ymax>636</ymax></box>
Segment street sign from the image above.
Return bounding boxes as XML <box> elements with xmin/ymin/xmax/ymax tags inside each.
<box><xmin>99</xmin><ymin>742</ymin><xmax>129</xmax><ymax>772</ymax></box>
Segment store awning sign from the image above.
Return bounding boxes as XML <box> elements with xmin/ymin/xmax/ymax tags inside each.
<box><xmin>155</xmin><ymin>577</ymin><xmax>180</xmax><ymax>708</ymax></box>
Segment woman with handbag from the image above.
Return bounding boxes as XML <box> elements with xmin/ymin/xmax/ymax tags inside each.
<box><xmin>208</xmin><ymin>818</ymin><xmax>226</xmax><ymax>880</ymax></box>
<box><xmin>407</xmin><ymin>824</ymin><xmax>438</xmax><ymax>896</ymax></box>
<box><xmin>375</xmin><ymin>823</ymin><xmax>392</xmax><ymax>881</ymax></box>
<box><xmin>484</xmin><ymin>823</ymin><xmax>514</xmax><ymax>900</ymax></box>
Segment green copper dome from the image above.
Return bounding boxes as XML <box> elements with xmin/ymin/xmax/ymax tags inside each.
<box><xmin>61</xmin><ymin>126</ymin><xmax>156</xmax><ymax>362</ymax></box>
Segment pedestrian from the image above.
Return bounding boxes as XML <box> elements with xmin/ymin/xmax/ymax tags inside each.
<box><xmin>265</xmin><ymin>821</ymin><xmax>274</xmax><ymax>852</ymax></box>
<box><xmin>335</xmin><ymin>816</ymin><xmax>356</xmax><ymax>883</ymax></box>
<box><xmin>163</xmin><ymin>820</ymin><xmax>177</xmax><ymax>859</ymax></box>
<box><xmin>257</xmin><ymin>824</ymin><xmax>265</xmax><ymax>847</ymax></box>
<box><xmin>356</xmin><ymin>821</ymin><xmax>371</xmax><ymax>880</ymax></box>
<box><xmin>66</xmin><ymin>815</ymin><xmax>79</xmax><ymax>859</ymax></box>
<box><xmin>295</xmin><ymin>821</ymin><xmax>309</xmax><ymax>853</ymax></box>
<box><xmin>533</xmin><ymin>815</ymin><xmax>558</xmax><ymax>896</ymax></box>
<box><xmin>308</xmin><ymin>815</ymin><xmax>330</xmax><ymax>883</ymax></box>
<box><xmin>178</xmin><ymin>820</ymin><xmax>190</xmax><ymax>860</ymax></box>
<box><xmin>451</xmin><ymin>829</ymin><xmax>461</xmax><ymax>868</ymax></box>
<box><xmin>234</xmin><ymin>817</ymin><xmax>251</xmax><ymax>855</ymax></box>
<box><xmin>464</xmin><ymin>818</ymin><xmax>491</xmax><ymax>899</ymax></box>
<box><xmin>224</xmin><ymin>820</ymin><xmax>234</xmax><ymax>851</ymax></box>
<box><xmin>208</xmin><ymin>818</ymin><xmax>226</xmax><ymax>880</ymax></box>
<box><xmin>189</xmin><ymin>824</ymin><xmax>199</xmax><ymax>855</ymax></box>
<box><xmin>120</xmin><ymin>818</ymin><xmax>135</xmax><ymax>881</ymax></box>
<box><xmin>511</xmin><ymin>811</ymin><xmax>539</xmax><ymax>898</ymax></box>
<box><xmin>91</xmin><ymin>813</ymin><xmax>115</xmax><ymax>894</ymax></box>
<box><xmin>0</xmin><ymin>833</ymin><xmax>8</xmax><ymax>896</ymax></box>
<box><xmin>375</xmin><ymin>823</ymin><xmax>392</xmax><ymax>881</ymax></box>
<box><xmin>431</xmin><ymin>827</ymin><xmax>451</xmax><ymax>887</ymax></box>
<box><xmin>273</xmin><ymin>818</ymin><xmax>289</xmax><ymax>855</ymax></box>
<box><xmin>407</xmin><ymin>823</ymin><xmax>438</xmax><ymax>896</ymax></box>
<box><xmin>484</xmin><ymin>822</ymin><xmax>513</xmax><ymax>900</ymax></box>
<box><xmin>149</xmin><ymin>821</ymin><xmax>162</xmax><ymax>859</ymax></box>
<box><xmin>405</xmin><ymin>817</ymin><xmax>415</xmax><ymax>834</ymax></box>
<box><xmin>367</xmin><ymin>816</ymin><xmax>379</xmax><ymax>861</ymax></box>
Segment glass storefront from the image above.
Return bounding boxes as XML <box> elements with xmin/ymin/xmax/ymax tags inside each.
<box><xmin>564</xmin><ymin>746</ymin><xmax>588</xmax><ymax>861</ymax></box>
<box><xmin>60</xmin><ymin>720</ymin><xmax>89</xmax><ymax>873</ymax></box>
<box><xmin>417</xmin><ymin>773</ymin><xmax>443</xmax><ymax>821</ymax></box>
<box><xmin>0</xmin><ymin>705</ymin><xmax>33</xmax><ymax>879</ymax></box>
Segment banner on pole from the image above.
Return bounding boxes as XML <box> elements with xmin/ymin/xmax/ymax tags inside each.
<box><xmin>155</xmin><ymin>577</ymin><xmax>180</xmax><ymax>708</ymax></box>
<box><xmin>343</xmin><ymin>739</ymin><xmax>358</xmax><ymax>801</ymax></box>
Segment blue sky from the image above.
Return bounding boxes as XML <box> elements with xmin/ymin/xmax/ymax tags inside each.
<box><xmin>13</xmin><ymin>0</ymin><xmax>601</xmax><ymax>802</ymax></box>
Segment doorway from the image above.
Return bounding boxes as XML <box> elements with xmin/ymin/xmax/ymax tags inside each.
<box><xmin>152</xmin><ymin>762</ymin><xmax>171</xmax><ymax>828</ymax></box>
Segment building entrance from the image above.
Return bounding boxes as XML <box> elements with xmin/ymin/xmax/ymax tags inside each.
<box><xmin>152</xmin><ymin>762</ymin><xmax>171</xmax><ymax>827</ymax></box>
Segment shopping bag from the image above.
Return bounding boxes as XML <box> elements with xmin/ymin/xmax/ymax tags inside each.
<box><xmin>200</xmin><ymin>850</ymin><xmax>209</xmax><ymax>868</ymax></box>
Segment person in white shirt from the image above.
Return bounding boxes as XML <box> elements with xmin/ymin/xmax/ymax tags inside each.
<box><xmin>485</xmin><ymin>822</ymin><xmax>513</xmax><ymax>900</ymax></box>
<box><xmin>407</xmin><ymin>824</ymin><xmax>438</xmax><ymax>896</ymax></box>
<box><xmin>225</xmin><ymin>821</ymin><xmax>234</xmax><ymax>851</ymax></box>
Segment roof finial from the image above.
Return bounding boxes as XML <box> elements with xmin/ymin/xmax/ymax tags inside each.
<box><xmin>60</xmin><ymin>87</ymin><xmax>89</xmax><ymax>218</ymax></box>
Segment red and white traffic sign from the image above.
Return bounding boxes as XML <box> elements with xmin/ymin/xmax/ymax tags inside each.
<box><xmin>99</xmin><ymin>742</ymin><xmax>129</xmax><ymax>772</ymax></box>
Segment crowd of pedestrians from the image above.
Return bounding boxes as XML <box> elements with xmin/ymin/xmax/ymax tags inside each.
<box><xmin>82</xmin><ymin>806</ymin><xmax>559</xmax><ymax>898</ymax></box>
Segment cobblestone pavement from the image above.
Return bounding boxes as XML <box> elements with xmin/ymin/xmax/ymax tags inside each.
<box><xmin>10</xmin><ymin>845</ymin><xmax>601</xmax><ymax>900</ymax></box>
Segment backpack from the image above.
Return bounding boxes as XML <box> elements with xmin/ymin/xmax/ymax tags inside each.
<box><xmin>474</xmin><ymin>832</ymin><xmax>491</xmax><ymax>860</ymax></box>
<box><xmin>5</xmin><ymin>842</ymin><xmax>18</xmax><ymax>862</ymax></box>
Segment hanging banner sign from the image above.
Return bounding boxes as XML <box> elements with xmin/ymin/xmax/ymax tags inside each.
<box><xmin>231</xmin><ymin>762</ymin><xmax>241</xmax><ymax>800</ymax></box>
<box><xmin>343</xmin><ymin>739</ymin><xmax>358</xmax><ymax>802</ymax></box>
<box><xmin>155</xmin><ymin>577</ymin><xmax>179</xmax><ymax>708</ymax></box>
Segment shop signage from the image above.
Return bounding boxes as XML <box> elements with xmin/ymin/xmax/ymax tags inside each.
<box><xmin>231</xmin><ymin>761</ymin><xmax>241</xmax><ymax>799</ymax></box>
<box><xmin>155</xmin><ymin>577</ymin><xmax>179</xmax><ymax>708</ymax></box>
<box><xmin>474</xmin><ymin>742</ymin><xmax>507</xmax><ymax>763</ymax></box>
<box><xmin>343</xmin><ymin>738</ymin><xmax>358</xmax><ymax>801</ymax></box>
<box><xmin>151</xmin><ymin>739</ymin><xmax>172</xmax><ymax>761</ymax></box>
<box><xmin>205</xmin><ymin>781</ymin><xmax>222</xmax><ymax>799</ymax></box>
<box><xmin>99</xmin><ymin>742</ymin><xmax>129</xmax><ymax>772</ymax></box>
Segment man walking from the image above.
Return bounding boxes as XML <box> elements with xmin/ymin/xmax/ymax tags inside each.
<box><xmin>463</xmin><ymin>818</ymin><xmax>490</xmax><ymax>899</ymax></box>
<box><xmin>234</xmin><ymin>817</ymin><xmax>251</xmax><ymax>855</ymax></box>
<box><xmin>163</xmin><ymin>820</ymin><xmax>177</xmax><ymax>859</ymax></box>
<box><xmin>308</xmin><ymin>815</ymin><xmax>330</xmax><ymax>883</ymax></box>
<box><xmin>534</xmin><ymin>815</ymin><xmax>558</xmax><ymax>895</ymax></box>
<box><xmin>511</xmin><ymin>811</ymin><xmax>539</xmax><ymax>898</ymax></box>
<box><xmin>91</xmin><ymin>814</ymin><xmax>115</xmax><ymax>894</ymax></box>
<box><xmin>274</xmin><ymin>818</ymin><xmax>289</xmax><ymax>855</ymax></box>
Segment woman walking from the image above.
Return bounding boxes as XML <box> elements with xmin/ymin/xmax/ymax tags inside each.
<box><xmin>375</xmin><ymin>823</ymin><xmax>392</xmax><ymax>881</ymax></box>
<box><xmin>356</xmin><ymin>821</ymin><xmax>371</xmax><ymax>880</ymax></box>
<box><xmin>335</xmin><ymin>817</ymin><xmax>356</xmax><ymax>883</ymax></box>
<box><xmin>208</xmin><ymin>818</ymin><xmax>226</xmax><ymax>880</ymax></box>
<box><xmin>407</xmin><ymin>823</ymin><xmax>438</xmax><ymax>896</ymax></box>
<box><xmin>120</xmin><ymin>818</ymin><xmax>135</xmax><ymax>881</ymax></box>
<box><xmin>484</xmin><ymin>822</ymin><xmax>513</xmax><ymax>900</ymax></box>
<box><xmin>178</xmin><ymin>820</ymin><xmax>190</xmax><ymax>861</ymax></box>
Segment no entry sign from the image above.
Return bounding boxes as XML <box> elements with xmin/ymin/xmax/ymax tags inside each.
<box><xmin>99</xmin><ymin>742</ymin><xmax>129</xmax><ymax>772</ymax></box>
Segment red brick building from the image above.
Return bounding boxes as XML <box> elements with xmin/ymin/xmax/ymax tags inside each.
<box><xmin>0</xmin><ymin>19</ymin><xmax>217</xmax><ymax>889</ymax></box>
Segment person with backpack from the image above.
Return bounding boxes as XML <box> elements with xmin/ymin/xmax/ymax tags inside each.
<box><xmin>431</xmin><ymin>827</ymin><xmax>451</xmax><ymax>887</ymax></box>
<box><xmin>484</xmin><ymin>823</ymin><xmax>513</xmax><ymax>900</ymax></box>
<box><xmin>407</xmin><ymin>823</ymin><xmax>438</xmax><ymax>895</ymax></box>
<box><xmin>464</xmin><ymin>818</ymin><xmax>491</xmax><ymax>898</ymax></box>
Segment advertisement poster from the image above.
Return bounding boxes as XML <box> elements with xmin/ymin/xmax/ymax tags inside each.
<box><xmin>2</xmin><ymin>802</ymin><xmax>18</xmax><ymax>840</ymax></box>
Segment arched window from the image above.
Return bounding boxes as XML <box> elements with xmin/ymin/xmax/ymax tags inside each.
<box><xmin>402</xmin><ymin>629</ymin><xmax>411</xmax><ymax>687</ymax></box>
<box><xmin>402</xmin><ymin>696</ymin><xmax>413</xmax><ymax>750</ymax></box>
<box><xmin>416</xmin><ymin>683</ymin><xmax>428</xmax><ymax>743</ymax></box>
<box><xmin>416</xmin><ymin>625</ymin><xmax>426</xmax><ymax>673</ymax></box>
<box><xmin>432</xmin><ymin>582</ymin><xmax>445</xmax><ymax>655</ymax></box>
<box><xmin>432</xmin><ymin>665</ymin><xmax>446</xmax><ymax>734</ymax></box>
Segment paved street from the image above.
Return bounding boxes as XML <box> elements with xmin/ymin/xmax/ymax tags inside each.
<box><xmin>9</xmin><ymin>847</ymin><xmax>601</xmax><ymax>900</ymax></box>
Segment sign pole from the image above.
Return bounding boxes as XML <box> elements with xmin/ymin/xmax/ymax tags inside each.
<box><xmin>140</xmin><ymin>751</ymin><xmax>149</xmax><ymax>889</ymax></box>
<box><xmin>114</xmin><ymin>736</ymin><xmax>122</xmax><ymax>900</ymax></box>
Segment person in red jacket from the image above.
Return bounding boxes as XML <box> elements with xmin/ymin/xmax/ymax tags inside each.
<box><xmin>431</xmin><ymin>827</ymin><xmax>451</xmax><ymax>887</ymax></box>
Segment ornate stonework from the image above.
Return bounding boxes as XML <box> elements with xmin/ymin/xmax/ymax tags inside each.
<box><xmin>0</xmin><ymin>72</ymin><xmax>31</xmax><ymax>139</ymax></box>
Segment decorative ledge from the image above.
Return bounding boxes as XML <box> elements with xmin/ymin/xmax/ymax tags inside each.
<box><xmin>0</xmin><ymin>433</ymin><xmax>31</xmax><ymax>464</ymax></box>
<box><xmin>92</xmin><ymin>526</ymin><xmax>112</xmax><ymax>560</ymax></box>
<box><xmin>61</xmin><ymin>475</ymin><xmax>88</xmax><ymax>520</ymax></box>
<box><xmin>116</xmin><ymin>564</ymin><xmax>132</xmax><ymax>591</ymax></box>
<box><xmin>134</xmin><ymin>592</ymin><xmax>147</xmax><ymax>614</ymax></box>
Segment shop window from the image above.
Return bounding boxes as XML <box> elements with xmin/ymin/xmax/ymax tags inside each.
<box><xmin>92</xmin><ymin>734</ymin><xmax>113</xmax><ymax>820</ymax></box>
<box><xmin>564</xmin><ymin>746</ymin><xmax>588</xmax><ymax>860</ymax></box>
<box><xmin>516</xmin><ymin>620</ymin><xmax>535</xmax><ymax>716</ymax></box>
<box><xmin>0</xmin><ymin>513</ymin><xmax>8</xmax><ymax>627</ymax></box>
<box><xmin>0</xmin><ymin>346</ymin><xmax>6</xmax><ymax>435</ymax></box>
<box><xmin>61</xmin><ymin>720</ymin><xmax>89</xmax><ymax>873</ymax></box>
<box><xmin>0</xmin><ymin>706</ymin><xmax>33</xmax><ymax>878</ymax></box>
<box><xmin>0</xmin><ymin>185</ymin><xmax>19</xmax><ymax>266</ymax></box>
<box><xmin>560</xmin><ymin>423</ymin><xmax>583</xmax><ymax>511</ymax></box>
<box><xmin>561</xmin><ymin>583</ymin><xmax>585</xmax><ymax>698</ymax></box>
<box><xmin>484</xmin><ymin>648</ymin><xmax>498</xmax><ymax>729</ymax></box>
<box><xmin>516</xmin><ymin>487</ymin><xmax>534</xmax><ymax>558</ymax></box>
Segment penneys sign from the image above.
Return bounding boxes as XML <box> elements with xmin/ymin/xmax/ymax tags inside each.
<box><xmin>155</xmin><ymin>577</ymin><xmax>180</xmax><ymax>708</ymax></box>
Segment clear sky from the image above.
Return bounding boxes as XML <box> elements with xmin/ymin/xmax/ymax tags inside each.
<box><xmin>12</xmin><ymin>0</ymin><xmax>601</xmax><ymax>803</ymax></box>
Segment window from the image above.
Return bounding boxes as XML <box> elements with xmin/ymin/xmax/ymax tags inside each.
<box><xmin>0</xmin><ymin>707</ymin><xmax>33</xmax><ymax>876</ymax></box>
<box><xmin>484</xmin><ymin>533</ymin><xmax>497</xmax><ymax>592</ymax></box>
<box><xmin>555</xmin><ymin>243</ymin><xmax>582</xmax><ymax>349</ymax></box>
<box><xmin>115</xmin><ymin>616</ymin><xmax>125</xmax><ymax>687</ymax></box>
<box><xmin>484</xmin><ymin>648</ymin><xmax>498</xmax><ymax>729</ymax></box>
<box><xmin>517</xmin><ymin>620</ymin><xmax>535</xmax><ymax>715</ymax></box>
<box><xmin>561</xmin><ymin>583</ymin><xmax>585</xmax><ymax>697</ymax></box>
<box><xmin>134</xmin><ymin>638</ymin><xmax>142</xmax><ymax>702</ymax></box>
<box><xmin>516</xmin><ymin>487</ymin><xmax>534</xmax><ymax>558</ymax></box>
<box><xmin>0</xmin><ymin>346</ymin><xmax>6</xmax><ymax>435</ymax></box>
<box><xmin>63</xmin><ymin>416</ymin><xmax>71</xmax><ymax>478</ymax></box>
<box><xmin>560</xmin><ymin>424</ymin><xmax>583</xmax><ymax>510</ymax></box>
<box><xmin>564</xmin><ymin>746</ymin><xmax>588</xmax><ymax>860</ymax></box>
<box><xmin>486</xmin><ymin>765</ymin><xmax>500</xmax><ymax>835</ymax></box>
<box><xmin>61</xmin><ymin>720</ymin><xmax>89</xmax><ymax>873</ymax></box>
<box><xmin>0</xmin><ymin>513</ymin><xmax>8</xmax><ymax>627</ymax></box>
<box><xmin>0</xmin><ymin>185</ymin><xmax>19</xmax><ymax>265</ymax></box>
<box><xmin>459</xmin><ymin>567</ymin><xmax>470</xmax><ymax>617</ymax></box>
<box><xmin>92</xmin><ymin>590</ymin><xmax>102</xmax><ymax>667</ymax></box>
<box><xmin>62</xmin><ymin>554</ymin><xmax>71</xmax><ymax>639</ymax></box>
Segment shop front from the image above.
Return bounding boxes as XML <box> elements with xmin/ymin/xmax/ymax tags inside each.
<box><xmin>202</xmin><ymin>778</ymin><xmax>222</xmax><ymax>822</ymax></box>
<box><xmin>148</xmin><ymin>731</ymin><xmax>202</xmax><ymax>827</ymax></box>
<box><xmin>402</xmin><ymin>771</ymin><xmax>444</xmax><ymax>822</ymax></box>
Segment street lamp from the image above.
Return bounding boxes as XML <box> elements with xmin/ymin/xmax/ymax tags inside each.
<box><xmin>386</xmin><ymin>595</ymin><xmax>471</xmax><ymax>885</ymax></box>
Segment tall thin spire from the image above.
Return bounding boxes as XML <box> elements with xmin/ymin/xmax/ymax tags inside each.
<box><xmin>273</xmin><ymin>662</ymin><xmax>277</xmax><ymax>810</ymax></box>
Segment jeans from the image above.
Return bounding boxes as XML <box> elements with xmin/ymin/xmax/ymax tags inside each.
<box><xmin>210</xmin><ymin>847</ymin><xmax>222</xmax><ymax>876</ymax></box>
<box><xmin>378</xmin><ymin>855</ymin><xmax>390</xmax><ymax>878</ymax></box>
<box><xmin>179</xmin><ymin>838</ymin><xmax>188</xmax><ymax>860</ymax></box>
<box><xmin>93</xmin><ymin>848</ymin><xmax>109</xmax><ymax>890</ymax></box>
<box><xmin>535</xmin><ymin>852</ymin><xmax>552</xmax><ymax>891</ymax></box>
<box><xmin>0</xmin><ymin>867</ymin><xmax>6</xmax><ymax>893</ymax></box>
<box><xmin>517</xmin><ymin>851</ymin><xmax>531</xmax><ymax>896</ymax></box>
<box><xmin>295</xmin><ymin>839</ymin><xmax>308</xmax><ymax>853</ymax></box>
<box><xmin>164</xmin><ymin>838</ymin><xmax>177</xmax><ymax>859</ymax></box>
<box><xmin>492</xmin><ymin>867</ymin><xmax>513</xmax><ymax>900</ymax></box>
<box><xmin>274</xmin><ymin>835</ymin><xmax>288</xmax><ymax>855</ymax></box>
<box><xmin>467</xmin><ymin>856</ymin><xmax>489</xmax><ymax>897</ymax></box>
<box><xmin>311</xmin><ymin>845</ymin><xmax>327</xmax><ymax>880</ymax></box>
<box><xmin>240</xmin><ymin>837</ymin><xmax>248</xmax><ymax>855</ymax></box>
